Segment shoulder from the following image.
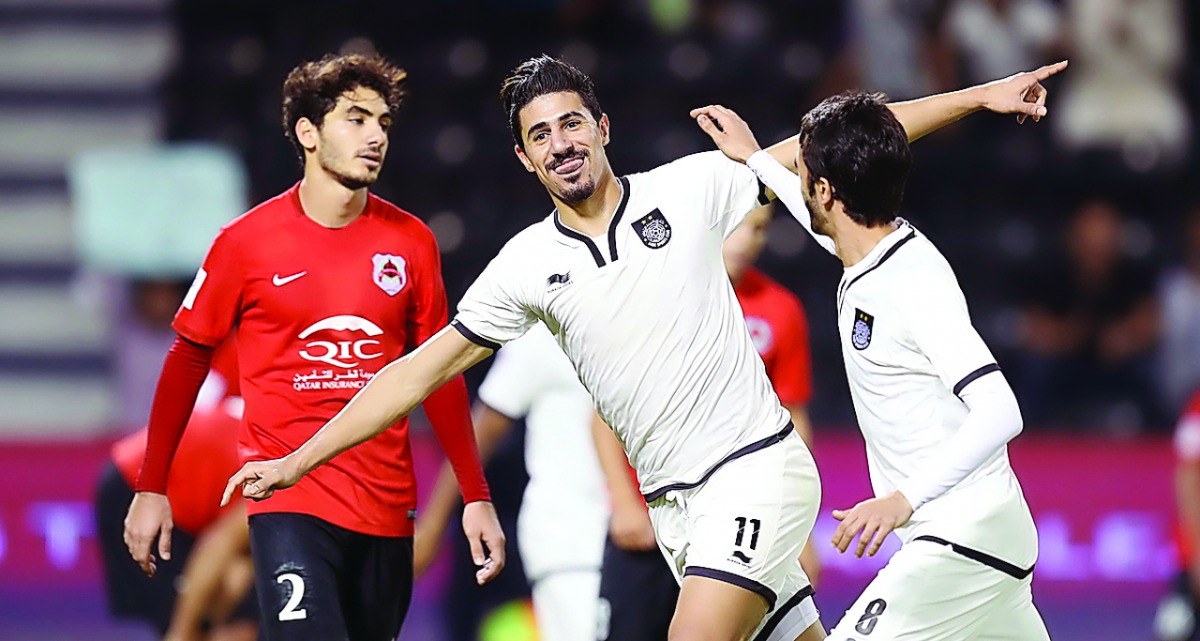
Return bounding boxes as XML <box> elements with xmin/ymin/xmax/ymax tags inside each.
<box><xmin>744</xmin><ymin>269</ymin><xmax>805</xmax><ymax>317</ymax></box>
<box><xmin>369</xmin><ymin>195</ymin><xmax>437</xmax><ymax>242</ymax></box>
<box><xmin>632</xmin><ymin>150</ymin><xmax>746</xmax><ymax>185</ymax></box>
<box><xmin>476</xmin><ymin>216</ymin><xmax>557</xmax><ymax>279</ymax></box>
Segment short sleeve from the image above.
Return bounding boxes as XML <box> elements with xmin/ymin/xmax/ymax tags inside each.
<box><xmin>452</xmin><ymin>250</ymin><xmax>538</xmax><ymax>350</ymax></box>
<box><xmin>476</xmin><ymin>330</ymin><xmax>548</xmax><ymax>420</ymax></box>
<box><xmin>766</xmin><ymin>297</ymin><xmax>813</xmax><ymax>406</ymax></box>
<box><xmin>657</xmin><ymin>151</ymin><xmax>768</xmax><ymax>238</ymax></box>
<box><xmin>899</xmin><ymin>268</ymin><xmax>999</xmax><ymax>397</ymax></box>
<box><xmin>172</xmin><ymin>226</ymin><xmax>243</xmax><ymax>347</ymax></box>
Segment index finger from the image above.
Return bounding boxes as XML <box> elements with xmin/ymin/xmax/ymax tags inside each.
<box><xmin>221</xmin><ymin>467</ymin><xmax>254</xmax><ymax>507</ymax></box>
<box><xmin>1032</xmin><ymin>60</ymin><xmax>1068</xmax><ymax>82</ymax></box>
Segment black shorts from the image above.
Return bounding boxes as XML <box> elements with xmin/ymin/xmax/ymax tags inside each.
<box><xmin>94</xmin><ymin>462</ymin><xmax>258</xmax><ymax>635</ymax></box>
<box><xmin>249</xmin><ymin>512</ymin><xmax>414</xmax><ymax>641</ymax></box>
<box><xmin>597</xmin><ymin>534</ymin><xmax>680</xmax><ymax>641</ymax></box>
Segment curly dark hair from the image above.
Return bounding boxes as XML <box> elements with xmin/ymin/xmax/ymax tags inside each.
<box><xmin>499</xmin><ymin>55</ymin><xmax>603</xmax><ymax>149</ymax></box>
<box><xmin>281</xmin><ymin>53</ymin><xmax>408</xmax><ymax>160</ymax></box>
<box><xmin>799</xmin><ymin>91</ymin><xmax>912</xmax><ymax>228</ymax></box>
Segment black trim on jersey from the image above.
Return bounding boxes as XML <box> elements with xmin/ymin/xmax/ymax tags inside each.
<box><xmin>553</xmin><ymin>215</ymin><xmax>606</xmax><ymax>267</ymax></box>
<box><xmin>952</xmin><ymin>363</ymin><xmax>1002</xmax><ymax>398</ymax></box>
<box><xmin>451</xmin><ymin>320</ymin><xmax>500</xmax><ymax>352</ymax></box>
<box><xmin>752</xmin><ymin>586</ymin><xmax>816</xmax><ymax>641</ymax></box>
<box><xmin>684</xmin><ymin>567</ymin><xmax>776</xmax><ymax>610</ymax></box>
<box><xmin>552</xmin><ymin>176</ymin><xmax>632</xmax><ymax>268</ymax></box>
<box><xmin>608</xmin><ymin>176</ymin><xmax>631</xmax><ymax>262</ymax></box>
<box><xmin>178</xmin><ymin>334</ymin><xmax>212</xmax><ymax>350</ymax></box>
<box><xmin>756</xmin><ymin>177</ymin><xmax>771</xmax><ymax>207</ymax></box>
<box><xmin>914</xmin><ymin>535</ymin><xmax>1033</xmax><ymax>580</ymax></box>
<box><xmin>642</xmin><ymin>423</ymin><xmax>793</xmax><ymax>503</ymax></box>
<box><xmin>837</xmin><ymin>228</ymin><xmax>917</xmax><ymax>312</ymax></box>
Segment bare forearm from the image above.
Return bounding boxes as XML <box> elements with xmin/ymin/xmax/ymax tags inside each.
<box><xmin>1178</xmin><ymin>464</ymin><xmax>1200</xmax><ymax>551</ymax></box>
<box><xmin>292</xmin><ymin>356</ymin><xmax>438</xmax><ymax>474</ymax></box>
<box><xmin>168</xmin><ymin>512</ymin><xmax>249</xmax><ymax>633</ymax></box>
<box><xmin>887</xmin><ymin>85</ymin><xmax>985</xmax><ymax>143</ymax></box>
<box><xmin>591</xmin><ymin>414</ymin><xmax>642</xmax><ymax>507</ymax></box>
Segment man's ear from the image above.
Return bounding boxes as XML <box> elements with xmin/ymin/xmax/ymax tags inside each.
<box><xmin>599</xmin><ymin>113</ymin><xmax>610</xmax><ymax>147</ymax></box>
<box><xmin>514</xmin><ymin>144</ymin><xmax>535</xmax><ymax>173</ymax></box>
<box><xmin>816</xmin><ymin>177</ymin><xmax>835</xmax><ymax>208</ymax></box>
<box><xmin>296</xmin><ymin>118</ymin><xmax>319</xmax><ymax>153</ymax></box>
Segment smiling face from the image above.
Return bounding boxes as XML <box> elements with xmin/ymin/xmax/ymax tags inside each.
<box><xmin>513</xmin><ymin>91</ymin><xmax>611</xmax><ymax>205</ymax></box>
<box><xmin>298</xmin><ymin>86</ymin><xmax>391</xmax><ymax>190</ymax></box>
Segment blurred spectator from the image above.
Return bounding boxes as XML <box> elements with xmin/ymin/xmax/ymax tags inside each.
<box><xmin>1056</xmin><ymin>0</ymin><xmax>1190</xmax><ymax>171</ymax></box>
<box><xmin>1160</xmin><ymin>207</ymin><xmax>1200</xmax><ymax>414</ymax></box>
<box><xmin>945</xmin><ymin>0</ymin><xmax>1061</xmax><ymax>84</ymax></box>
<box><xmin>1014</xmin><ymin>199</ymin><xmax>1162</xmax><ymax>430</ymax></box>
<box><xmin>1156</xmin><ymin>389</ymin><xmax>1200</xmax><ymax>641</ymax></box>
<box><xmin>114</xmin><ymin>279</ymin><xmax>192</xmax><ymax>427</ymax></box>
<box><xmin>95</xmin><ymin>399</ymin><xmax>254</xmax><ymax>641</ymax></box>
<box><xmin>843</xmin><ymin>0</ymin><xmax>954</xmax><ymax>99</ymax></box>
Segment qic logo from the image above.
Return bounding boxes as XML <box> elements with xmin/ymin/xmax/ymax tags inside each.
<box><xmin>298</xmin><ymin>315</ymin><xmax>385</xmax><ymax>368</ymax></box>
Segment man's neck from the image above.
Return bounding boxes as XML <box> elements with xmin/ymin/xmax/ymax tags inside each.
<box><xmin>297</xmin><ymin>166</ymin><xmax>369</xmax><ymax>229</ymax></box>
<box><xmin>553</xmin><ymin>172</ymin><xmax>622</xmax><ymax>238</ymax></box>
<box><xmin>831</xmin><ymin>217</ymin><xmax>900</xmax><ymax>268</ymax></box>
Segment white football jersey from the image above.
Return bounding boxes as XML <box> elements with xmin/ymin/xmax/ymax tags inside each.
<box><xmin>476</xmin><ymin>324</ymin><xmax>607</xmax><ymax>581</ymax></box>
<box><xmin>835</xmin><ymin>221</ymin><xmax>1036</xmax><ymax>566</ymax></box>
<box><xmin>455</xmin><ymin>151</ymin><xmax>793</xmax><ymax>499</ymax></box>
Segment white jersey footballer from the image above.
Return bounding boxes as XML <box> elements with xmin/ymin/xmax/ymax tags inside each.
<box><xmin>747</xmin><ymin>148</ymin><xmax>1048</xmax><ymax>641</ymax></box>
<box><xmin>476</xmin><ymin>324</ymin><xmax>608</xmax><ymax>641</ymax></box>
<box><xmin>454</xmin><ymin>150</ymin><xmax>821</xmax><ymax>640</ymax></box>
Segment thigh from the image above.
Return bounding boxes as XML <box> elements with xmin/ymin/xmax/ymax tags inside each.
<box><xmin>683</xmin><ymin>435</ymin><xmax>822</xmax><ymax>641</ymax></box>
<box><xmin>826</xmin><ymin>541</ymin><xmax>1010</xmax><ymax>641</ymax></box>
<box><xmin>598</xmin><ymin>537</ymin><xmax>679</xmax><ymax>641</ymax></box>
<box><xmin>249</xmin><ymin>513</ymin><xmax>349</xmax><ymax>641</ymax></box>
<box><xmin>342</xmin><ymin>533</ymin><xmax>414</xmax><ymax>641</ymax></box>
<box><xmin>976</xmin><ymin>576</ymin><xmax>1049</xmax><ymax>641</ymax></box>
<box><xmin>531</xmin><ymin>571</ymin><xmax>601</xmax><ymax>641</ymax></box>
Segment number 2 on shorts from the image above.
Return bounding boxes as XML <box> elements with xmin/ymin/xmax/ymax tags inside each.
<box><xmin>277</xmin><ymin>572</ymin><xmax>309</xmax><ymax>621</ymax></box>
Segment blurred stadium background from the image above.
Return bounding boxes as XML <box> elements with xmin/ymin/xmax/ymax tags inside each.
<box><xmin>0</xmin><ymin>0</ymin><xmax>1195</xmax><ymax>639</ymax></box>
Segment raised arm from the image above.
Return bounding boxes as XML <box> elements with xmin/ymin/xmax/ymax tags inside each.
<box><xmin>222</xmin><ymin>326</ymin><xmax>492</xmax><ymax>505</ymax></box>
<box><xmin>699</xmin><ymin>60</ymin><xmax>1068</xmax><ymax>173</ymax></box>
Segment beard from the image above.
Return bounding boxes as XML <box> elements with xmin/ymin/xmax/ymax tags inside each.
<box><xmin>547</xmin><ymin>149</ymin><xmax>597</xmax><ymax>204</ymax></box>
<box><xmin>804</xmin><ymin>188</ymin><xmax>832</xmax><ymax>237</ymax></box>
<box><xmin>317</xmin><ymin>141</ymin><xmax>379</xmax><ymax>191</ymax></box>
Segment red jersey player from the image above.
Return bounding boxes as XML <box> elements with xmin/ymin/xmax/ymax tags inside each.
<box><xmin>591</xmin><ymin>203</ymin><xmax>819</xmax><ymax>641</ymax></box>
<box><xmin>122</xmin><ymin>54</ymin><xmax>504</xmax><ymax>641</ymax></box>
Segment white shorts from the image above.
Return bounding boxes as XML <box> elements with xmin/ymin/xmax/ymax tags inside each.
<box><xmin>530</xmin><ymin>571</ymin><xmax>602</xmax><ymax>641</ymax></box>
<box><xmin>827</xmin><ymin>537</ymin><xmax>1049</xmax><ymax>641</ymax></box>
<box><xmin>648</xmin><ymin>430</ymin><xmax>821</xmax><ymax>641</ymax></box>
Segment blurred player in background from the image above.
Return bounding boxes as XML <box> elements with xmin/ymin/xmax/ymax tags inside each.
<box><xmin>223</xmin><ymin>56</ymin><xmax>1053</xmax><ymax>641</ymax></box>
<box><xmin>122</xmin><ymin>53</ymin><xmax>502</xmax><ymax>641</ymax></box>
<box><xmin>412</xmin><ymin>323</ymin><xmax>605</xmax><ymax>641</ymax></box>
<box><xmin>97</xmin><ymin>391</ymin><xmax>256</xmax><ymax>641</ymax></box>
<box><xmin>1157</xmin><ymin>389</ymin><xmax>1200</xmax><ymax>641</ymax></box>
<box><xmin>593</xmin><ymin>202</ymin><xmax>819</xmax><ymax>641</ymax></box>
<box><xmin>694</xmin><ymin>61</ymin><xmax>1065</xmax><ymax>640</ymax></box>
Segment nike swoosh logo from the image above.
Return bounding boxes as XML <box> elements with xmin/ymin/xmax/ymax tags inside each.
<box><xmin>272</xmin><ymin>271</ymin><xmax>308</xmax><ymax>286</ymax></box>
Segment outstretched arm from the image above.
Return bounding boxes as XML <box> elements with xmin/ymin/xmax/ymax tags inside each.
<box><xmin>222</xmin><ymin>326</ymin><xmax>492</xmax><ymax>504</ymax></box>
<box><xmin>698</xmin><ymin>60</ymin><xmax>1069</xmax><ymax>172</ymax></box>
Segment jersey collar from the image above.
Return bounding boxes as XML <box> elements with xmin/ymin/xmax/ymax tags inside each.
<box><xmin>837</xmin><ymin>218</ymin><xmax>917</xmax><ymax>311</ymax></box>
<box><xmin>551</xmin><ymin>176</ymin><xmax>631</xmax><ymax>268</ymax></box>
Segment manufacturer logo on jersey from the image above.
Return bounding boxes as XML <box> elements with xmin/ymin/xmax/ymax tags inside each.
<box><xmin>632</xmin><ymin>208</ymin><xmax>672</xmax><ymax>249</ymax></box>
<box><xmin>372</xmin><ymin>254</ymin><xmax>407</xmax><ymax>296</ymax></box>
<box><xmin>745</xmin><ymin>316</ymin><xmax>773</xmax><ymax>354</ymax></box>
<box><xmin>273</xmin><ymin>271</ymin><xmax>307</xmax><ymax>287</ymax></box>
<box><xmin>546</xmin><ymin>272</ymin><xmax>572</xmax><ymax>292</ymax></box>
<box><xmin>852</xmin><ymin>308</ymin><xmax>874</xmax><ymax>350</ymax></box>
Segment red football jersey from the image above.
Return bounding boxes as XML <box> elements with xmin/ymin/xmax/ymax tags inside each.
<box><xmin>734</xmin><ymin>267</ymin><xmax>813</xmax><ymax>406</ymax></box>
<box><xmin>113</xmin><ymin>406</ymin><xmax>241</xmax><ymax>536</ymax></box>
<box><xmin>1173</xmin><ymin>391</ymin><xmax>1200</xmax><ymax>565</ymax></box>
<box><xmin>174</xmin><ymin>184</ymin><xmax>451</xmax><ymax>536</ymax></box>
